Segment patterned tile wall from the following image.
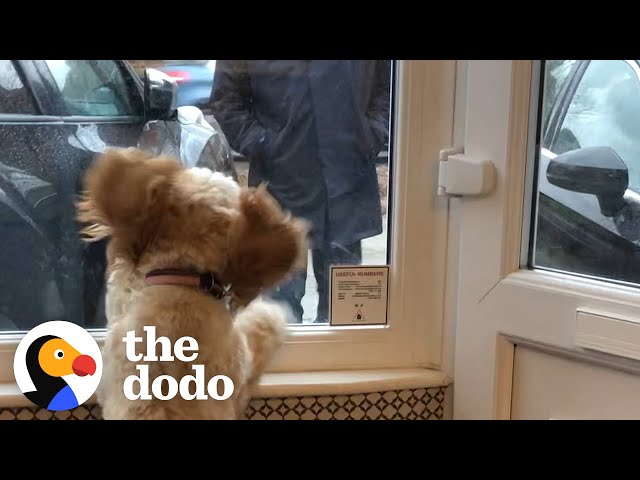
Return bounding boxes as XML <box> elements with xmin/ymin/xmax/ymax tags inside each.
<box><xmin>0</xmin><ymin>386</ymin><xmax>448</xmax><ymax>420</ymax></box>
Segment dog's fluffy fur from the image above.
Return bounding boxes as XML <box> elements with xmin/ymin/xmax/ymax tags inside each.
<box><xmin>77</xmin><ymin>147</ymin><xmax>308</xmax><ymax>420</ymax></box>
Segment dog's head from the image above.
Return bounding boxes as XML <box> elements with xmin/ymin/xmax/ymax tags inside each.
<box><xmin>77</xmin><ymin>147</ymin><xmax>308</xmax><ymax>305</ymax></box>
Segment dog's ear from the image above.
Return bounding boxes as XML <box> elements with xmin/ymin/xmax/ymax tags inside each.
<box><xmin>222</xmin><ymin>184</ymin><xmax>309</xmax><ymax>306</ymax></box>
<box><xmin>77</xmin><ymin>147</ymin><xmax>181</xmax><ymax>256</ymax></box>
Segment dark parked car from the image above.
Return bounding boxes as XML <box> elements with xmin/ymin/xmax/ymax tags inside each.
<box><xmin>0</xmin><ymin>60</ymin><xmax>237</xmax><ymax>332</ymax></box>
<box><xmin>535</xmin><ymin>60</ymin><xmax>640</xmax><ymax>285</ymax></box>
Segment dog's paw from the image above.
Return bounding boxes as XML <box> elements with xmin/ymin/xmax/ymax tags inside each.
<box><xmin>235</xmin><ymin>299</ymin><xmax>290</xmax><ymax>381</ymax></box>
<box><xmin>237</xmin><ymin>299</ymin><xmax>289</xmax><ymax>344</ymax></box>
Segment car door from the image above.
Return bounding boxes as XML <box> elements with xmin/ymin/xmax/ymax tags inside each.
<box><xmin>0</xmin><ymin>60</ymin><xmax>68</xmax><ymax>331</ymax></box>
<box><xmin>0</xmin><ymin>60</ymin><xmax>148</xmax><ymax>331</ymax></box>
<box><xmin>35</xmin><ymin>60</ymin><xmax>149</xmax><ymax>330</ymax></box>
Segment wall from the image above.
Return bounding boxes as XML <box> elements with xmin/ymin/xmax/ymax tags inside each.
<box><xmin>0</xmin><ymin>386</ymin><xmax>449</xmax><ymax>420</ymax></box>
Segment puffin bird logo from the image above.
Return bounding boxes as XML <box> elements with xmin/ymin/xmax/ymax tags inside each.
<box><xmin>14</xmin><ymin>321</ymin><xmax>103</xmax><ymax>412</ymax></box>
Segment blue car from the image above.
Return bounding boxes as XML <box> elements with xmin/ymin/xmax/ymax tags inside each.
<box><xmin>158</xmin><ymin>60</ymin><xmax>216</xmax><ymax>108</ymax></box>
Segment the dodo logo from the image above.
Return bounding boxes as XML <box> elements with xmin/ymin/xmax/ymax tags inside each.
<box><xmin>13</xmin><ymin>321</ymin><xmax>102</xmax><ymax>411</ymax></box>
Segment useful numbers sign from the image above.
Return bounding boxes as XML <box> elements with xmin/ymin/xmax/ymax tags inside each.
<box><xmin>329</xmin><ymin>266</ymin><xmax>389</xmax><ymax>326</ymax></box>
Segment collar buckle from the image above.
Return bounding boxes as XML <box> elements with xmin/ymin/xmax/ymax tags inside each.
<box><xmin>199</xmin><ymin>272</ymin><xmax>232</xmax><ymax>300</ymax></box>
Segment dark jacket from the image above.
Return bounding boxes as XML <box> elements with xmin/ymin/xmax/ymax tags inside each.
<box><xmin>210</xmin><ymin>60</ymin><xmax>390</xmax><ymax>247</ymax></box>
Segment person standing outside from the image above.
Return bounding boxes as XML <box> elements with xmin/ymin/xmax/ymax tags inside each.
<box><xmin>210</xmin><ymin>60</ymin><xmax>391</xmax><ymax>323</ymax></box>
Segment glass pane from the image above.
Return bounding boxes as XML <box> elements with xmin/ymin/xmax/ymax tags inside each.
<box><xmin>44</xmin><ymin>60</ymin><xmax>142</xmax><ymax>116</ymax></box>
<box><xmin>531</xmin><ymin>60</ymin><xmax>640</xmax><ymax>285</ymax></box>
<box><xmin>0</xmin><ymin>59</ymin><xmax>393</xmax><ymax>331</ymax></box>
<box><xmin>209</xmin><ymin>60</ymin><xmax>393</xmax><ymax>324</ymax></box>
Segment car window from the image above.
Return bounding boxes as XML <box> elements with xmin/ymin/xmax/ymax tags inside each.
<box><xmin>0</xmin><ymin>61</ymin><xmax>37</xmax><ymax>115</ymax></box>
<box><xmin>44</xmin><ymin>60</ymin><xmax>142</xmax><ymax>117</ymax></box>
<box><xmin>552</xmin><ymin>60</ymin><xmax>640</xmax><ymax>191</ymax></box>
<box><xmin>541</xmin><ymin>60</ymin><xmax>576</xmax><ymax>133</ymax></box>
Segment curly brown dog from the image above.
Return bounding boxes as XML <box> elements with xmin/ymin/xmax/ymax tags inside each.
<box><xmin>76</xmin><ymin>147</ymin><xmax>307</xmax><ymax>419</ymax></box>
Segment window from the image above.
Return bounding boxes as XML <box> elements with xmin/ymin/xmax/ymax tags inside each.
<box><xmin>0</xmin><ymin>60</ymin><xmax>448</xmax><ymax>384</ymax></box>
<box><xmin>532</xmin><ymin>60</ymin><xmax>640</xmax><ymax>286</ymax></box>
<box><xmin>44</xmin><ymin>60</ymin><xmax>142</xmax><ymax>117</ymax></box>
<box><xmin>209</xmin><ymin>60</ymin><xmax>393</xmax><ymax>325</ymax></box>
<box><xmin>0</xmin><ymin>61</ymin><xmax>37</xmax><ymax>115</ymax></box>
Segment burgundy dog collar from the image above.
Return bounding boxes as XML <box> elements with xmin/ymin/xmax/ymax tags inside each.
<box><xmin>144</xmin><ymin>269</ymin><xmax>232</xmax><ymax>300</ymax></box>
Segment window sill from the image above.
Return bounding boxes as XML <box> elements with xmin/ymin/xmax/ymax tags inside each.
<box><xmin>254</xmin><ymin>368</ymin><xmax>450</xmax><ymax>398</ymax></box>
<box><xmin>0</xmin><ymin>368</ymin><xmax>451</xmax><ymax>408</ymax></box>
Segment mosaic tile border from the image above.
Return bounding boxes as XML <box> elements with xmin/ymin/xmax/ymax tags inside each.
<box><xmin>0</xmin><ymin>403</ymin><xmax>103</xmax><ymax>420</ymax></box>
<box><xmin>244</xmin><ymin>387</ymin><xmax>446</xmax><ymax>420</ymax></box>
<box><xmin>0</xmin><ymin>386</ymin><xmax>447</xmax><ymax>420</ymax></box>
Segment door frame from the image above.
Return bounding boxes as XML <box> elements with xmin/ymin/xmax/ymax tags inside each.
<box><xmin>451</xmin><ymin>60</ymin><xmax>538</xmax><ymax>419</ymax></box>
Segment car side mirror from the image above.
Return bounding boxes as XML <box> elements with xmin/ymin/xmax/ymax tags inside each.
<box><xmin>143</xmin><ymin>68</ymin><xmax>177</xmax><ymax>121</ymax></box>
<box><xmin>546</xmin><ymin>146</ymin><xmax>629</xmax><ymax>217</ymax></box>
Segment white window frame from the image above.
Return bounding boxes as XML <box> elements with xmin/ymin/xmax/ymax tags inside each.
<box><xmin>0</xmin><ymin>60</ymin><xmax>458</xmax><ymax>388</ymax></box>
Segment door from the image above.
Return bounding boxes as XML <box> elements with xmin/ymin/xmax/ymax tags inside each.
<box><xmin>453</xmin><ymin>60</ymin><xmax>640</xmax><ymax>419</ymax></box>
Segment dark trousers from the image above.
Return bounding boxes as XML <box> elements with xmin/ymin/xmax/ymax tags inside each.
<box><xmin>271</xmin><ymin>241</ymin><xmax>362</xmax><ymax>323</ymax></box>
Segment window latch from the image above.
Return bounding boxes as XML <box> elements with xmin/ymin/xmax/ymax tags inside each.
<box><xmin>437</xmin><ymin>147</ymin><xmax>496</xmax><ymax>197</ymax></box>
